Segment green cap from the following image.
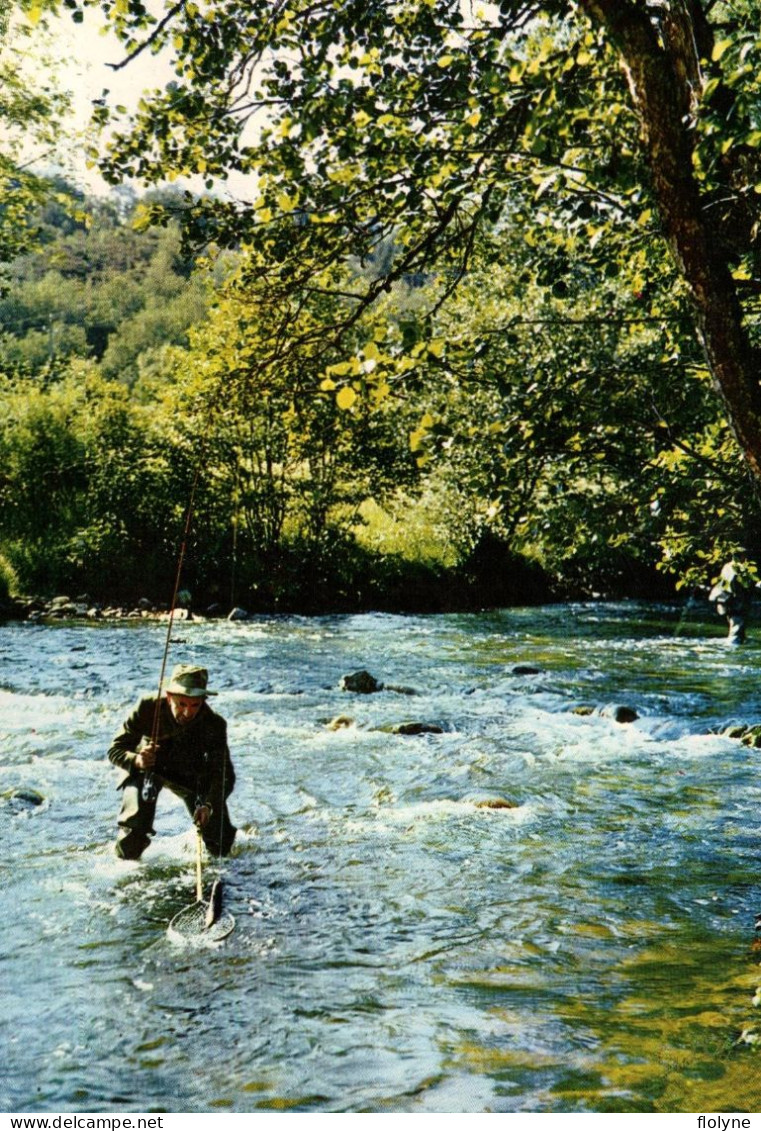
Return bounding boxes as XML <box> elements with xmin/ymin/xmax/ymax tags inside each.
<box><xmin>164</xmin><ymin>664</ymin><xmax>216</xmax><ymax>697</ymax></box>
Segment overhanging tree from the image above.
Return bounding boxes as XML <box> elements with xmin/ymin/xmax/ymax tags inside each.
<box><xmin>79</xmin><ymin>0</ymin><xmax>761</xmax><ymax>484</ymax></box>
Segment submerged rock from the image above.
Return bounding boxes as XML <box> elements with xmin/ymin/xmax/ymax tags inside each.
<box><xmin>474</xmin><ymin>798</ymin><xmax>518</xmax><ymax>810</ymax></box>
<box><xmin>324</xmin><ymin>716</ymin><xmax>443</xmax><ymax>735</ymax></box>
<box><xmin>512</xmin><ymin>665</ymin><xmax>541</xmax><ymax>676</ymax></box>
<box><xmin>599</xmin><ymin>704</ymin><xmax>639</xmax><ymax>724</ymax></box>
<box><xmin>569</xmin><ymin>704</ymin><xmax>639</xmax><ymax>723</ymax></box>
<box><xmin>384</xmin><ymin>722</ymin><xmax>443</xmax><ymax>736</ymax></box>
<box><xmin>1</xmin><ymin>787</ymin><xmax>45</xmax><ymax>813</ymax></box>
<box><xmin>726</xmin><ymin>722</ymin><xmax>761</xmax><ymax>747</ymax></box>
<box><xmin>325</xmin><ymin>715</ymin><xmax>355</xmax><ymax>730</ymax></box>
<box><xmin>339</xmin><ymin>670</ymin><xmax>417</xmax><ymax>695</ymax></box>
<box><xmin>721</xmin><ymin>723</ymin><xmax>750</xmax><ymax>740</ymax></box>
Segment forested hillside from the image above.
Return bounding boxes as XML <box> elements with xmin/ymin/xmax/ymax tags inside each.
<box><xmin>0</xmin><ymin>184</ymin><xmax>209</xmax><ymax>378</ymax></box>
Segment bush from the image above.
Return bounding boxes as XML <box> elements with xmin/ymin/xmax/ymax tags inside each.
<box><xmin>0</xmin><ymin>552</ymin><xmax>18</xmax><ymax>601</ymax></box>
<box><xmin>227</xmin><ymin>528</ymin><xmax>554</xmax><ymax>614</ymax></box>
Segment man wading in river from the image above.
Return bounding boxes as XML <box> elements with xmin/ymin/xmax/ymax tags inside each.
<box><xmin>708</xmin><ymin>550</ymin><xmax>756</xmax><ymax>644</ymax></box>
<box><xmin>108</xmin><ymin>664</ymin><xmax>236</xmax><ymax>859</ymax></box>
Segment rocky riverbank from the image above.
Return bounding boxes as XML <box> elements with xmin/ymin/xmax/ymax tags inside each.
<box><xmin>0</xmin><ymin>593</ymin><xmax>254</xmax><ymax>623</ymax></box>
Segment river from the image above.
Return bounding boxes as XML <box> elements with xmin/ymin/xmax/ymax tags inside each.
<box><xmin>2</xmin><ymin>602</ymin><xmax>761</xmax><ymax>1113</ymax></box>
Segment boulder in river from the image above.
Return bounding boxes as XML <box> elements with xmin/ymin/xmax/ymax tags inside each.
<box><xmin>379</xmin><ymin>722</ymin><xmax>444</xmax><ymax>735</ymax></box>
<box><xmin>598</xmin><ymin>704</ymin><xmax>639</xmax><ymax>724</ymax></box>
<box><xmin>1</xmin><ymin>787</ymin><xmax>45</xmax><ymax>813</ymax></box>
<box><xmin>340</xmin><ymin>670</ymin><xmax>383</xmax><ymax>693</ymax></box>
<box><xmin>339</xmin><ymin>670</ymin><xmax>418</xmax><ymax>695</ymax></box>
<box><xmin>571</xmin><ymin>704</ymin><xmax>639</xmax><ymax>724</ymax></box>
<box><xmin>325</xmin><ymin>715</ymin><xmax>355</xmax><ymax>730</ymax></box>
<box><xmin>474</xmin><ymin>798</ymin><xmax>518</xmax><ymax>810</ymax></box>
<box><xmin>324</xmin><ymin>716</ymin><xmax>442</xmax><ymax>734</ymax></box>
<box><xmin>742</xmin><ymin>726</ymin><xmax>761</xmax><ymax>749</ymax></box>
<box><xmin>720</xmin><ymin>723</ymin><xmax>749</xmax><ymax>739</ymax></box>
<box><xmin>511</xmin><ymin>665</ymin><xmax>542</xmax><ymax>676</ymax></box>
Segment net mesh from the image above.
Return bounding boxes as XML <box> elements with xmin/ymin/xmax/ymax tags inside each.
<box><xmin>167</xmin><ymin>901</ymin><xmax>235</xmax><ymax>944</ymax></box>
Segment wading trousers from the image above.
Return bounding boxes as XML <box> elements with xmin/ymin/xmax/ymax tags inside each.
<box><xmin>115</xmin><ymin>773</ymin><xmax>237</xmax><ymax>860</ymax></box>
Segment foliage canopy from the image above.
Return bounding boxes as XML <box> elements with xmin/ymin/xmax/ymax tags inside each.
<box><xmin>4</xmin><ymin>3</ymin><xmax>761</xmax><ymax>609</ymax></box>
<box><xmin>73</xmin><ymin>0</ymin><xmax>761</xmax><ymax>490</ymax></box>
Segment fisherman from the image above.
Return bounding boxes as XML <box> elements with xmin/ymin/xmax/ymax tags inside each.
<box><xmin>109</xmin><ymin>664</ymin><xmax>236</xmax><ymax>860</ymax></box>
<box><xmin>708</xmin><ymin>550</ymin><xmax>755</xmax><ymax>644</ymax></box>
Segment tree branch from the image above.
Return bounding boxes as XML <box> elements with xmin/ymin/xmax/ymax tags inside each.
<box><xmin>106</xmin><ymin>0</ymin><xmax>186</xmax><ymax>72</ymax></box>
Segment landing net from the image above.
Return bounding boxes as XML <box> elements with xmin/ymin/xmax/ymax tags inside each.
<box><xmin>167</xmin><ymin>901</ymin><xmax>235</xmax><ymax>944</ymax></box>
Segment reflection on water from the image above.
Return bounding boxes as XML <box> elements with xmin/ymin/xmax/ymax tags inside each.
<box><xmin>2</xmin><ymin>602</ymin><xmax>761</xmax><ymax>1112</ymax></box>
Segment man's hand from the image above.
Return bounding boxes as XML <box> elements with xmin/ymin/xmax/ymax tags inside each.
<box><xmin>135</xmin><ymin>742</ymin><xmax>158</xmax><ymax>771</ymax></box>
<box><xmin>193</xmin><ymin>804</ymin><xmax>211</xmax><ymax>828</ymax></box>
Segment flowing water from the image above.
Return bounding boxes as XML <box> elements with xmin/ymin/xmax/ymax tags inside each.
<box><xmin>2</xmin><ymin>602</ymin><xmax>761</xmax><ymax>1114</ymax></box>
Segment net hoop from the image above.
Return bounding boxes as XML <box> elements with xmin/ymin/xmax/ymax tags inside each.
<box><xmin>167</xmin><ymin>900</ymin><xmax>235</xmax><ymax>944</ymax></box>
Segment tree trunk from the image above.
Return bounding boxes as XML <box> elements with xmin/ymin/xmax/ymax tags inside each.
<box><xmin>577</xmin><ymin>0</ymin><xmax>761</xmax><ymax>484</ymax></box>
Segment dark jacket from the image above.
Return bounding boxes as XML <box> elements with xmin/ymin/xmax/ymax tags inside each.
<box><xmin>108</xmin><ymin>695</ymin><xmax>235</xmax><ymax>807</ymax></box>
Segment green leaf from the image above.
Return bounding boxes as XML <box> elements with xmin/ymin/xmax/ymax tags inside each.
<box><xmin>711</xmin><ymin>38</ymin><xmax>733</xmax><ymax>62</ymax></box>
<box><xmin>336</xmin><ymin>386</ymin><xmax>357</xmax><ymax>409</ymax></box>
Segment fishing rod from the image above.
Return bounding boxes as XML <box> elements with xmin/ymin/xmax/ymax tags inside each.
<box><xmin>139</xmin><ymin>449</ymin><xmax>236</xmax><ymax>941</ymax></box>
<box><xmin>142</xmin><ymin>462</ymin><xmax>202</xmax><ymax>804</ymax></box>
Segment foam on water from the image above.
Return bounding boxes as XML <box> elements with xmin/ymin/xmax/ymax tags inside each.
<box><xmin>4</xmin><ymin>604</ymin><xmax>761</xmax><ymax>1113</ymax></box>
